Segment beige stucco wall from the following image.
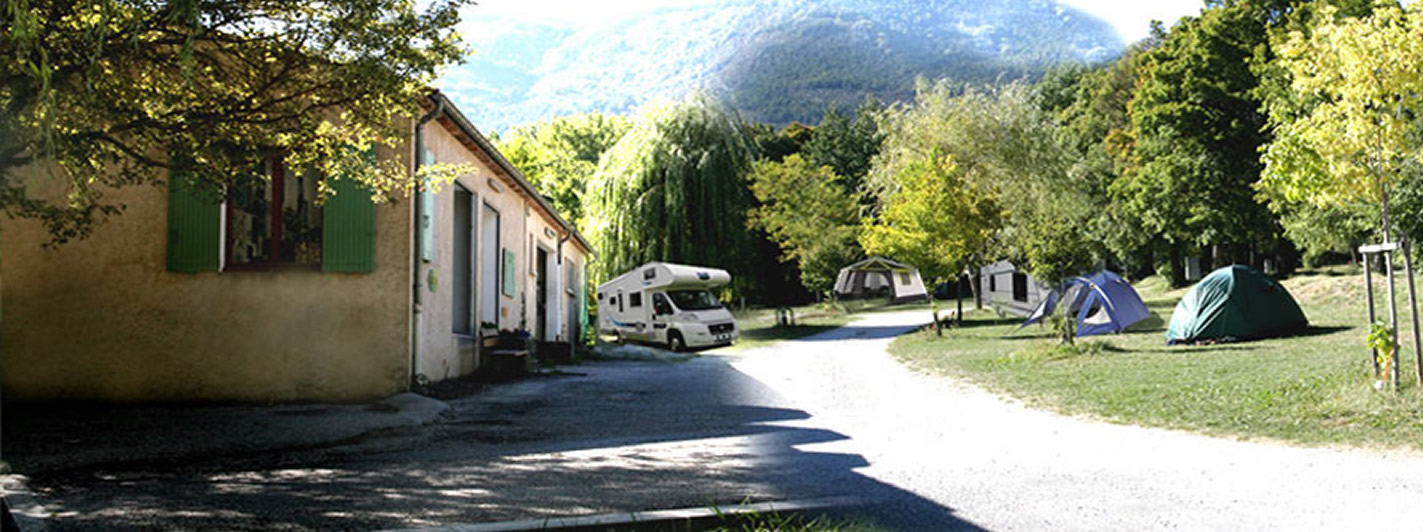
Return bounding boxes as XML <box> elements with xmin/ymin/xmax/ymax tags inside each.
<box><xmin>412</xmin><ymin>120</ymin><xmax>592</xmax><ymax>382</ymax></box>
<box><xmin>0</xmin><ymin>149</ymin><xmax>413</xmax><ymax>403</ymax></box>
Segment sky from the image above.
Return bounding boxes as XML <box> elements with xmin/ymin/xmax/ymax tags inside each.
<box><xmin>464</xmin><ymin>0</ymin><xmax>1209</xmax><ymax>45</ymax></box>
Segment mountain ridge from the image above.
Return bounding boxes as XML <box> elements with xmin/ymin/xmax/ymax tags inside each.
<box><xmin>441</xmin><ymin>0</ymin><xmax>1123</xmax><ymax>132</ymax></box>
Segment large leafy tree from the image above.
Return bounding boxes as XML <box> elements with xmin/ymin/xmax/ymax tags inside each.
<box><xmin>747</xmin><ymin>154</ymin><xmax>862</xmax><ymax>294</ymax></box>
<box><xmin>1049</xmin><ymin>42</ymin><xmax>1159</xmax><ymax>275</ymax></box>
<box><xmin>584</xmin><ymin>97</ymin><xmax>756</xmax><ymax>291</ymax></box>
<box><xmin>861</xmin><ymin>150</ymin><xmax>997</xmax><ymax>286</ymax></box>
<box><xmin>1115</xmin><ymin>1</ymin><xmax>1282</xmax><ymax>285</ymax></box>
<box><xmin>868</xmin><ymin>81</ymin><xmax>1093</xmax><ymax>287</ymax></box>
<box><xmin>800</xmin><ymin>99</ymin><xmax>886</xmax><ymax>197</ymax></box>
<box><xmin>496</xmin><ymin>113</ymin><xmax>630</xmax><ymax>227</ymax></box>
<box><xmin>1259</xmin><ymin>3</ymin><xmax>1423</xmax><ymax>232</ymax></box>
<box><xmin>2</xmin><ymin>0</ymin><xmax>469</xmax><ymax>242</ymax></box>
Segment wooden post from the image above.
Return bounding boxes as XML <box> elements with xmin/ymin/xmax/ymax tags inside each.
<box><xmin>1406</xmin><ymin>239</ymin><xmax>1423</xmax><ymax>386</ymax></box>
<box><xmin>1364</xmin><ymin>252</ymin><xmax>1379</xmax><ymax>376</ymax></box>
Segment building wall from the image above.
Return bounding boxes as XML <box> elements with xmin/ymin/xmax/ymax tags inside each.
<box><xmin>980</xmin><ymin>260</ymin><xmax>1052</xmax><ymax>318</ymax></box>
<box><xmin>0</xmin><ymin>147</ymin><xmax>413</xmax><ymax>403</ymax></box>
<box><xmin>411</xmin><ymin>120</ymin><xmax>592</xmax><ymax>382</ymax></box>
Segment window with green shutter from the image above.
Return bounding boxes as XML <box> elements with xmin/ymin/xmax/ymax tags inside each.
<box><xmin>166</xmin><ymin>173</ymin><xmax>221</xmax><ymax>273</ymax></box>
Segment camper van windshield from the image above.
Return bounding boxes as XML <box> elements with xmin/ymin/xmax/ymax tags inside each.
<box><xmin>667</xmin><ymin>290</ymin><xmax>723</xmax><ymax>311</ymax></box>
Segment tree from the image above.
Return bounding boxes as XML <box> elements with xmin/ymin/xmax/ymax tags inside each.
<box><xmin>747</xmin><ymin>154</ymin><xmax>862</xmax><ymax>295</ymax></box>
<box><xmin>1259</xmin><ymin>3</ymin><xmax>1423</xmax><ymax>216</ymax></box>
<box><xmin>2</xmin><ymin>0</ymin><xmax>470</xmax><ymax>243</ymax></box>
<box><xmin>800</xmin><ymin>99</ymin><xmax>886</xmax><ymax>196</ymax></box>
<box><xmin>1257</xmin><ymin>2</ymin><xmax>1423</xmax><ymax>386</ymax></box>
<box><xmin>1116</xmin><ymin>1</ymin><xmax>1283</xmax><ymax>285</ymax></box>
<box><xmin>496</xmin><ymin>113</ymin><xmax>630</xmax><ymax>227</ymax></box>
<box><xmin>584</xmin><ymin>96</ymin><xmax>756</xmax><ymax>293</ymax></box>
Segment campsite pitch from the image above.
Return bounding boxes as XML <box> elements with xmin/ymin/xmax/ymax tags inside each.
<box><xmin>889</xmin><ymin>268</ymin><xmax>1423</xmax><ymax>451</ymax></box>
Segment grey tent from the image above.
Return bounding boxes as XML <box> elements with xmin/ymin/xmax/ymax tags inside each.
<box><xmin>833</xmin><ymin>257</ymin><xmax>929</xmax><ymax>304</ymax></box>
<box><xmin>1022</xmin><ymin>270</ymin><xmax>1150</xmax><ymax>337</ymax></box>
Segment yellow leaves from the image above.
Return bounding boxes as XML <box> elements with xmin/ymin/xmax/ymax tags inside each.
<box><xmin>1261</xmin><ymin>3</ymin><xmax>1423</xmax><ymax>208</ymax></box>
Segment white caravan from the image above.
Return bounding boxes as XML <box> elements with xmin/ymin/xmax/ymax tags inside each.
<box><xmin>597</xmin><ymin>262</ymin><xmax>739</xmax><ymax>351</ymax></box>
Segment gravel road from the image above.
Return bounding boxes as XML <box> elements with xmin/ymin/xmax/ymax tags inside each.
<box><xmin>12</xmin><ymin>309</ymin><xmax>1423</xmax><ymax>530</ymax></box>
<box><xmin>732</xmin><ymin>309</ymin><xmax>1423</xmax><ymax>530</ymax></box>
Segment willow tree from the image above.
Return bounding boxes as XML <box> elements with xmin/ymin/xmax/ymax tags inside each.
<box><xmin>585</xmin><ymin>97</ymin><xmax>756</xmax><ymax>291</ymax></box>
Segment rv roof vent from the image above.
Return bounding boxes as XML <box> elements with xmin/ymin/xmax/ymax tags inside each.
<box><xmin>697</xmin><ymin>272</ymin><xmax>710</xmax><ymax>281</ymax></box>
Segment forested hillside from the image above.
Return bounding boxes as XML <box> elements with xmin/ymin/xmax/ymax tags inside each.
<box><xmin>449</xmin><ymin>0</ymin><xmax>1122</xmax><ymax>131</ymax></box>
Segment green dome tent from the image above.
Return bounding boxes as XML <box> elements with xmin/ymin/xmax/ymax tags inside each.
<box><xmin>1166</xmin><ymin>265</ymin><xmax>1308</xmax><ymax>344</ymax></box>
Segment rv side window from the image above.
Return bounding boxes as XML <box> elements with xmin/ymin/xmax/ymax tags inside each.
<box><xmin>653</xmin><ymin>293</ymin><xmax>672</xmax><ymax>315</ymax></box>
<box><xmin>989</xmin><ymin>275</ymin><xmax>997</xmax><ymax>292</ymax></box>
<box><xmin>618</xmin><ymin>295</ymin><xmax>624</xmax><ymax>313</ymax></box>
<box><xmin>899</xmin><ymin>271</ymin><xmax>910</xmax><ymax>285</ymax></box>
<box><xmin>629</xmin><ymin>293</ymin><xmax>643</xmax><ymax>308</ymax></box>
<box><xmin>1012</xmin><ymin>273</ymin><xmax>1029</xmax><ymax>302</ymax></box>
<box><xmin>644</xmin><ymin>268</ymin><xmax>656</xmax><ymax>280</ymax></box>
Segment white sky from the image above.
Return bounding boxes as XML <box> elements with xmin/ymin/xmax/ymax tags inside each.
<box><xmin>466</xmin><ymin>0</ymin><xmax>1209</xmax><ymax>44</ymax></box>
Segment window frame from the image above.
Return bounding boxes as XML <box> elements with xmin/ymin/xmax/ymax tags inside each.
<box><xmin>223</xmin><ymin>156</ymin><xmax>323</xmax><ymax>271</ymax></box>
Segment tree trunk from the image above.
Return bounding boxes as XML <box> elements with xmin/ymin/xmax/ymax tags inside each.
<box><xmin>956</xmin><ymin>272</ymin><xmax>965</xmax><ymax>326</ymax></box>
<box><xmin>1169</xmin><ymin>240</ymin><xmax>1185</xmax><ymax>287</ymax></box>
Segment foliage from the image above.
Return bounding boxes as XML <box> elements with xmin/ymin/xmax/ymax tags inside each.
<box><xmin>800</xmin><ymin>99</ymin><xmax>886</xmax><ymax>194</ymax></box>
<box><xmin>1277</xmin><ymin>199</ymin><xmax>1375</xmax><ymax>267</ymax></box>
<box><xmin>868</xmin><ymin>81</ymin><xmax>1096</xmax><ymax>285</ymax></box>
<box><xmin>1114</xmin><ymin>1</ymin><xmax>1279</xmax><ymax>281</ymax></box>
<box><xmin>1258</xmin><ymin>3</ymin><xmax>1423</xmax><ymax>224</ymax></box>
<box><xmin>1367</xmin><ymin>320</ymin><xmax>1397</xmax><ymax>387</ymax></box>
<box><xmin>860</xmin><ymin>150</ymin><xmax>996</xmax><ymax>284</ymax></box>
<box><xmin>496</xmin><ymin>113</ymin><xmax>630</xmax><ymax>226</ymax></box>
<box><xmin>2</xmin><ymin>0</ymin><xmax>470</xmax><ymax>242</ymax></box>
<box><xmin>584</xmin><ymin>96</ymin><xmax>756</xmax><ymax>290</ymax></box>
<box><xmin>748</xmin><ymin>155</ymin><xmax>863</xmax><ymax>294</ymax></box>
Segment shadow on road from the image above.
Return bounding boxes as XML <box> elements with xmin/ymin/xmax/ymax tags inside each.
<box><xmin>8</xmin><ymin>355</ymin><xmax>981</xmax><ymax>530</ymax></box>
<box><xmin>790</xmin><ymin>324</ymin><xmax>926</xmax><ymax>342</ymax></box>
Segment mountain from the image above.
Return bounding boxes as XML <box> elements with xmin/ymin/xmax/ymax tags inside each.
<box><xmin>442</xmin><ymin>0</ymin><xmax>1123</xmax><ymax>132</ymax></box>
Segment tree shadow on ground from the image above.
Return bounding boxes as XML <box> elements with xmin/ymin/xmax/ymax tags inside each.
<box><xmin>10</xmin><ymin>359</ymin><xmax>984</xmax><ymax>531</ymax></box>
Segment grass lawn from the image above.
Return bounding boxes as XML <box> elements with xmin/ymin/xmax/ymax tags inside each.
<box><xmin>714</xmin><ymin>299</ymin><xmax>935</xmax><ymax>354</ymax></box>
<box><xmin>888</xmin><ymin>266</ymin><xmax>1423</xmax><ymax>451</ymax></box>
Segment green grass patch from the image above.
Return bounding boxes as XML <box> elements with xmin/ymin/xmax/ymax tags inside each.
<box><xmin>889</xmin><ymin>269</ymin><xmax>1423</xmax><ymax>451</ymax></box>
<box><xmin>714</xmin><ymin>303</ymin><xmax>856</xmax><ymax>353</ymax></box>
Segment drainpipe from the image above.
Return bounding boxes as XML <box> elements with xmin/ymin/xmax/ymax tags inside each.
<box><xmin>555</xmin><ymin>230</ymin><xmax>571</xmax><ymax>342</ymax></box>
<box><xmin>409</xmin><ymin>95</ymin><xmax>445</xmax><ymax>389</ymax></box>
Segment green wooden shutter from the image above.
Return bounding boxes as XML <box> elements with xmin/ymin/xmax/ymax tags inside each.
<box><xmin>502</xmin><ymin>248</ymin><xmax>516</xmax><ymax>297</ymax></box>
<box><xmin>323</xmin><ymin>150</ymin><xmax>377</xmax><ymax>273</ymax></box>
<box><xmin>166</xmin><ymin>173</ymin><xmax>221</xmax><ymax>272</ymax></box>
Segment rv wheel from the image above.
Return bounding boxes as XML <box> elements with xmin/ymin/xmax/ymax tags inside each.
<box><xmin>667</xmin><ymin>331</ymin><xmax>685</xmax><ymax>352</ymax></box>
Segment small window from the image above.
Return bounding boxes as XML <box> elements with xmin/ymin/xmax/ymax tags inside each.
<box><xmin>1012</xmin><ymin>272</ymin><xmax>1029</xmax><ymax>302</ymax></box>
<box><xmin>617</xmin><ymin>294</ymin><xmax>624</xmax><ymax>313</ymax></box>
<box><xmin>899</xmin><ymin>271</ymin><xmax>911</xmax><ymax>285</ymax></box>
<box><xmin>629</xmin><ymin>293</ymin><xmax>643</xmax><ymax>308</ymax></box>
<box><xmin>989</xmin><ymin>274</ymin><xmax>997</xmax><ymax>292</ymax></box>
<box><xmin>644</xmin><ymin>268</ymin><xmax>656</xmax><ymax>280</ymax></box>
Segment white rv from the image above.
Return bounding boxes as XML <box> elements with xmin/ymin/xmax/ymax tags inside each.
<box><xmin>597</xmin><ymin>262</ymin><xmax>739</xmax><ymax>351</ymax></box>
